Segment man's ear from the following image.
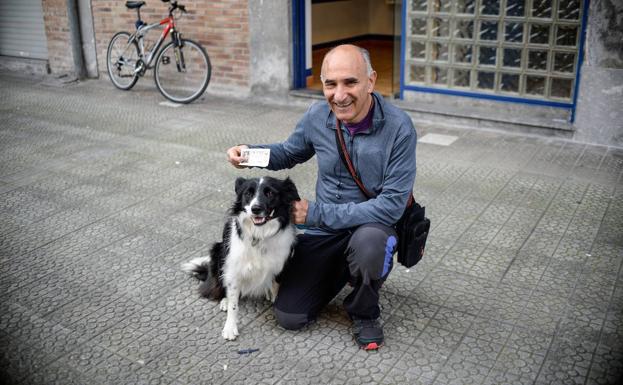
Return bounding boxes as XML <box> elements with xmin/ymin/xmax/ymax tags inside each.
<box><xmin>235</xmin><ymin>177</ymin><xmax>247</xmax><ymax>195</ymax></box>
<box><xmin>368</xmin><ymin>70</ymin><xmax>377</xmax><ymax>93</ymax></box>
<box><xmin>282</xmin><ymin>177</ymin><xmax>300</xmax><ymax>202</ymax></box>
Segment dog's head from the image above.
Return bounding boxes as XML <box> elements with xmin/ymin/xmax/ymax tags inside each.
<box><xmin>233</xmin><ymin>176</ymin><xmax>299</xmax><ymax>226</ymax></box>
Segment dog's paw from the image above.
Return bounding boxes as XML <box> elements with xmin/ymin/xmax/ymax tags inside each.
<box><xmin>222</xmin><ymin>322</ymin><xmax>239</xmax><ymax>340</ymax></box>
<box><xmin>266</xmin><ymin>282</ymin><xmax>279</xmax><ymax>303</ymax></box>
<box><xmin>264</xmin><ymin>289</ymin><xmax>273</xmax><ymax>302</ymax></box>
<box><xmin>219</xmin><ymin>298</ymin><xmax>228</xmax><ymax>311</ymax></box>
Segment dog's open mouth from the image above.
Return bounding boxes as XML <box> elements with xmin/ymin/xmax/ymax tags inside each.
<box><xmin>251</xmin><ymin>209</ymin><xmax>275</xmax><ymax>226</ymax></box>
<box><xmin>252</xmin><ymin>215</ymin><xmax>269</xmax><ymax>225</ymax></box>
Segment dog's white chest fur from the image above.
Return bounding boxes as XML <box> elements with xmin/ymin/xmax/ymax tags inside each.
<box><xmin>223</xmin><ymin>215</ymin><xmax>295</xmax><ymax>297</ymax></box>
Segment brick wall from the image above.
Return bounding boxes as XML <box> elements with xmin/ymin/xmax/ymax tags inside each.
<box><xmin>92</xmin><ymin>0</ymin><xmax>250</xmax><ymax>89</ymax></box>
<box><xmin>42</xmin><ymin>0</ymin><xmax>76</xmax><ymax>74</ymax></box>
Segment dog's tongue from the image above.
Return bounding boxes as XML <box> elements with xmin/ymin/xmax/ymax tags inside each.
<box><xmin>252</xmin><ymin>216</ymin><xmax>267</xmax><ymax>225</ymax></box>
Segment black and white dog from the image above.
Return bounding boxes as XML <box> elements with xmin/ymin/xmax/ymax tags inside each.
<box><xmin>182</xmin><ymin>176</ymin><xmax>299</xmax><ymax>340</ymax></box>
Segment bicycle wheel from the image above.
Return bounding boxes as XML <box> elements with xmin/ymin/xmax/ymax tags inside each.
<box><xmin>107</xmin><ymin>31</ymin><xmax>140</xmax><ymax>90</ymax></box>
<box><xmin>154</xmin><ymin>39</ymin><xmax>211</xmax><ymax>104</ymax></box>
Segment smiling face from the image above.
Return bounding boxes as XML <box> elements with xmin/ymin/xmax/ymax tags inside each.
<box><xmin>321</xmin><ymin>45</ymin><xmax>377</xmax><ymax>124</ymax></box>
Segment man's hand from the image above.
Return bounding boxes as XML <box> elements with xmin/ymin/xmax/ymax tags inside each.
<box><xmin>226</xmin><ymin>145</ymin><xmax>249</xmax><ymax>168</ymax></box>
<box><xmin>292</xmin><ymin>199</ymin><xmax>308</xmax><ymax>225</ymax></box>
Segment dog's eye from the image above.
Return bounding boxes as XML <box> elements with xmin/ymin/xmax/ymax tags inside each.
<box><xmin>264</xmin><ymin>189</ymin><xmax>273</xmax><ymax>198</ymax></box>
<box><xmin>245</xmin><ymin>188</ymin><xmax>255</xmax><ymax>197</ymax></box>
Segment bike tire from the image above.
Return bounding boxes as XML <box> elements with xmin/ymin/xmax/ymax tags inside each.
<box><xmin>154</xmin><ymin>39</ymin><xmax>211</xmax><ymax>104</ymax></box>
<box><xmin>107</xmin><ymin>31</ymin><xmax>140</xmax><ymax>91</ymax></box>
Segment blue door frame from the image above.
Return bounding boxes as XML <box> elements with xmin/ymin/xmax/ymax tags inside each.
<box><xmin>292</xmin><ymin>0</ymin><xmax>307</xmax><ymax>89</ymax></box>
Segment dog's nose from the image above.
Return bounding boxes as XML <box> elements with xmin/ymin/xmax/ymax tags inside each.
<box><xmin>251</xmin><ymin>205</ymin><xmax>263</xmax><ymax>215</ymax></box>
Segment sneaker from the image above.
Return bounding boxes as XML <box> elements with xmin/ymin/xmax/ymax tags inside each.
<box><xmin>352</xmin><ymin>317</ymin><xmax>384</xmax><ymax>350</ymax></box>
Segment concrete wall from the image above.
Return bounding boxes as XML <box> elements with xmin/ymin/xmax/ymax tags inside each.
<box><xmin>77</xmin><ymin>0</ymin><xmax>98</xmax><ymax>78</ymax></box>
<box><xmin>248</xmin><ymin>0</ymin><xmax>292</xmax><ymax>97</ymax></box>
<box><xmin>573</xmin><ymin>0</ymin><xmax>623</xmax><ymax>147</ymax></box>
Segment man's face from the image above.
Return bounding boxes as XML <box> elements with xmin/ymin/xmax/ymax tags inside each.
<box><xmin>321</xmin><ymin>47</ymin><xmax>377</xmax><ymax>124</ymax></box>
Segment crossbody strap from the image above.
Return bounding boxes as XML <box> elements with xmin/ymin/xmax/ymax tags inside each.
<box><xmin>334</xmin><ymin>117</ymin><xmax>415</xmax><ymax>206</ymax></box>
<box><xmin>334</xmin><ymin>117</ymin><xmax>374</xmax><ymax>199</ymax></box>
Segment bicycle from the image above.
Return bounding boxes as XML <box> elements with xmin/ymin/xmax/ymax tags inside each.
<box><xmin>106</xmin><ymin>0</ymin><xmax>211</xmax><ymax>104</ymax></box>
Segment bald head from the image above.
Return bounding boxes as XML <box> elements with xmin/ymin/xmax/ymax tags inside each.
<box><xmin>320</xmin><ymin>45</ymin><xmax>374</xmax><ymax>84</ymax></box>
<box><xmin>319</xmin><ymin>44</ymin><xmax>377</xmax><ymax>124</ymax></box>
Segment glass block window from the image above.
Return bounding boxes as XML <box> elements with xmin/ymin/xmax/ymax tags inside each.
<box><xmin>404</xmin><ymin>0</ymin><xmax>583</xmax><ymax>102</ymax></box>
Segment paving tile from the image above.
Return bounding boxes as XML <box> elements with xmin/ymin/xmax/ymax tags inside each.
<box><xmin>380</xmin><ymin>367</ymin><xmax>434</xmax><ymax>385</ymax></box>
<box><xmin>589</xmin><ymin>345</ymin><xmax>623</xmax><ymax>379</ymax></box>
<box><xmin>392</xmin><ymin>343</ymin><xmax>449</xmax><ymax>382</ymax></box>
<box><xmin>506</xmin><ymin>325</ymin><xmax>555</xmax><ymax>356</ymax></box>
<box><xmin>469</xmin><ymin>260</ymin><xmax>508</xmax><ymax>282</ymax></box>
<box><xmin>434</xmin><ymin>357</ymin><xmax>491</xmax><ymax>385</ymax></box>
<box><xmin>478</xmin><ymin>204</ymin><xmax>516</xmax><ymax>224</ymax></box>
<box><xmin>482</xmin><ymin>368</ymin><xmax>538</xmax><ymax>385</ymax></box>
<box><xmin>414</xmin><ymin>326</ymin><xmax>463</xmax><ymax>357</ymax></box>
<box><xmin>479</xmin><ymin>297</ymin><xmax>525</xmax><ymax>326</ymax></box>
<box><xmin>429</xmin><ymin>307</ymin><xmax>476</xmax><ymax>334</ymax></box>
<box><xmin>330</xmin><ymin>354</ymin><xmax>392</xmax><ymax>385</ymax></box>
<box><xmin>489</xmin><ymin>226</ymin><xmax>532</xmax><ymax>250</ymax></box>
<box><xmin>537</xmin><ymin>355</ymin><xmax>589</xmax><ymax>385</ymax></box>
<box><xmin>585</xmin><ymin>368</ymin><xmax>623</xmax><ymax>385</ymax></box>
<box><xmin>493</xmin><ymin>346</ymin><xmax>545</xmax><ymax>381</ymax></box>
<box><xmin>450</xmin><ymin>336</ymin><xmax>504</xmax><ymax>368</ymax></box>
<box><xmin>442</xmin><ymin>290</ymin><xmax>487</xmax><ymax>316</ymax></box>
<box><xmin>0</xmin><ymin>335</ymin><xmax>60</xmax><ymax>384</ymax></box>
<box><xmin>18</xmin><ymin>359</ymin><xmax>97</xmax><ymax>385</ymax></box>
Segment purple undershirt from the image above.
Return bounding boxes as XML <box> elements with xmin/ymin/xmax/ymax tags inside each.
<box><xmin>344</xmin><ymin>99</ymin><xmax>374</xmax><ymax>136</ymax></box>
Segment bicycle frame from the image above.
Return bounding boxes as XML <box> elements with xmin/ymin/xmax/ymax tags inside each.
<box><xmin>121</xmin><ymin>14</ymin><xmax>179</xmax><ymax>73</ymax></box>
<box><xmin>138</xmin><ymin>16</ymin><xmax>174</xmax><ymax>67</ymax></box>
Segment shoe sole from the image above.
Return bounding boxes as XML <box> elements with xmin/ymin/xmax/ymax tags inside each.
<box><xmin>359</xmin><ymin>341</ymin><xmax>382</xmax><ymax>350</ymax></box>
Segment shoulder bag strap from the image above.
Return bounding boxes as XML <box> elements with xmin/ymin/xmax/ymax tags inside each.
<box><xmin>334</xmin><ymin>117</ymin><xmax>415</xmax><ymax>207</ymax></box>
<box><xmin>334</xmin><ymin>117</ymin><xmax>374</xmax><ymax>199</ymax></box>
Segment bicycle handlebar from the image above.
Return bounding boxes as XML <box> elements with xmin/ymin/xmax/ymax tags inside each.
<box><xmin>161</xmin><ymin>0</ymin><xmax>186</xmax><ymax>15</ymax></box>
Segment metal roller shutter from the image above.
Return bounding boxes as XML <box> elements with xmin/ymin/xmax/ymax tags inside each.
<box><xmin>0</xmin><ymin>0</ymin><xmax>48</xmax><ymax>60</ymax></box>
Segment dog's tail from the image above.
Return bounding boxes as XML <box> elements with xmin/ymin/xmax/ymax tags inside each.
<box><xmin>181</xmin><ymin>244</ymin><xmax>226</xmax><ymax>300</ymax></box>
<box><xmin>181</xmin><ymin>256</ymin><xmax>211</xmax><ymax>281</ymax></box>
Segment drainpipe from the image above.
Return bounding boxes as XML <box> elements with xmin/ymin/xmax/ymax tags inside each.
<box><xmin>66</xmin><ymin>0</ymin><xmax>86</xmax><ymax>78</ymax></box>
<box><xmin>77</xmin><ymin>0</ymin><xmax>98</xmax><ymax>78</ymax></box>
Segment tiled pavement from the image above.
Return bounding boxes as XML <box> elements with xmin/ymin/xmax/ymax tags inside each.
<box><xmin>0</xmin><ymin>71</ymin><xmax>622</xmax><ymax>385</ymax></box>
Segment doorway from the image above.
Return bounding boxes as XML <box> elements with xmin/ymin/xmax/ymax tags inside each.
<box><xmin>302</xmin><ymin>0</ymin><xmax>401</xmax><ymax>97</ymax></box>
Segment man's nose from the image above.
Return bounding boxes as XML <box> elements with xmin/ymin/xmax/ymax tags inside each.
<box><xmin>334</xmin><ymin>84</ymin><xmax>347</xmax><ymax>102</ymax></box>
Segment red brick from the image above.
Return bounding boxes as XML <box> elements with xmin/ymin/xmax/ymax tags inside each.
<box><xmin>87</xmin><ymin>0</ymin><xmax>250</xmax><ymax>89</ymax></box>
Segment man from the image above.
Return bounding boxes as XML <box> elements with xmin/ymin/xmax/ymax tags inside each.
<box><xmin>226</xmin><ymin>44</ymin><xmax>417</xmax><ymax>349</ymax></box>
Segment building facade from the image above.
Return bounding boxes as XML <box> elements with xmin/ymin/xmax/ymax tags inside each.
<box><xmin>0</xmin><ymin>0</ymin><xmax>621</xmax><ymax>147</ymax></box>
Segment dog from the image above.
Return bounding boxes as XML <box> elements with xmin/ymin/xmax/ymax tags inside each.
<box><xmin>182</xmin><ymin>176</ymin><xmax>299</xmax><ymax>340</ymax></box>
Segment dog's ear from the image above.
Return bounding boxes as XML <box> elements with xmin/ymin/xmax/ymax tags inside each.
<box><xmin>235</xmin><ymin>177</ymin><xmax>247</xmax><ymax>195</ymax></box>
<box><xmin>282</xmin><ymin>177</ymin><xmax>300</xmax><ymax>202</ymax></box>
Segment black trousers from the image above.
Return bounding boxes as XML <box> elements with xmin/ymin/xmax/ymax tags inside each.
<box><xmin>274</xmin><ymin>223</ymin><xmax>397</xmax><ymax>330</ymax></box>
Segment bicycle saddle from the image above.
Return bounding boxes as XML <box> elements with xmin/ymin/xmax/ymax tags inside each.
<box><xmin>125</xmin><ymin>1</ymin><xmax>145</xmax><ymax>9</ymax></box>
